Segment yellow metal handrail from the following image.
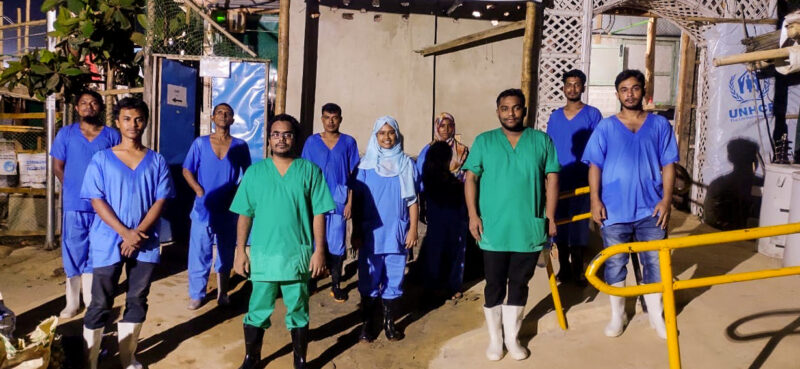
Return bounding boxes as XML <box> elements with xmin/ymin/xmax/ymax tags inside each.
<box><xmin>585</xmin><ymin>222</ymin><xmax>800</xmax><ymax>369</ymax></box>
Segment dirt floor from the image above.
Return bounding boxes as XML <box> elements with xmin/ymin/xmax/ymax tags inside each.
<box><xmin>1</xmin><ymin>210</ymin><xmax>799</xmax><ymax>369</ymax></box>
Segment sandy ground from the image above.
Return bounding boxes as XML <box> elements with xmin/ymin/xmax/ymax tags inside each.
<box><xmin>1</xmin><ymin>210</ymin><xmax>799</xmax><ymax>369</ymax></box>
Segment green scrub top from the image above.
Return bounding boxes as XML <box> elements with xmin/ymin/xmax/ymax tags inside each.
<box><xmin>230</xmin><ymin>158</ymin><xmax>335</xmax><ymax>281</ymax></box>
<box><xmin>462</xmin><ymin>127</ymin><xmax>560</xmax><ymax>253</ymax></box>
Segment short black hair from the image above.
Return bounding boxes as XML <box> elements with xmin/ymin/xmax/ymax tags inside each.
<box><xmin>113</xmin><ymin>98</ymin><xmax>149</xmax><ymax>122</ymax></box>
<box><xmin>213</xmin><ymin>103</ymin><xmax>234</xmax><ymax>115</ymax></box>
<box><xmin>614</xmin><ymin>69</ymin><xmax>645</xmax><ymax>91</ymax></box>
<box><xmin>74</xmin><ymin>90</ymin><xmax>105</xmax><ymax>110</ymax></box>
<box><xmin>269</xmin><ymin>113</ymin><xmax>301</xmax><ymax>135</ymax></box>
<box><xmin>496</xmin><ymin>88</ymin><xmax>526</xmax><ymax>106</ymax></box>
<box><xmin>321</xmin><ymin>103</ymin><xmax>342</xmax><ymax>116</ymax></box>
<box><xmin>562</xmin><ymin>69</ymin><xmax>587</xmax><ymax>85</ymax></box>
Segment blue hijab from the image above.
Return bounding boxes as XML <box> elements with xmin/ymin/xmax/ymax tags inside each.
<box><xmin>359</xmin><ymin>116</ymin><xmax>417</xmax><ymax>204</ymax></box>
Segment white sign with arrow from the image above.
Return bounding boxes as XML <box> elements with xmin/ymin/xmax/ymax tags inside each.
<box><xmin>166</xmin><ymin>84</ymin><xmax>188</xmax><ymax>108</ymax></box>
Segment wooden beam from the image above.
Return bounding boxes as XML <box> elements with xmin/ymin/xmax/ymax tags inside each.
<box><xmin>521</xmin><ymin>2</ymin><xmax>537</xmax><ymax>127</ymax></box>
<box><xmin>181</xmin><ymin>0</ymin><xmax>257</xmax><ymax>57</ymax></box>
<box><xmin>415</xmin><ymin>20</ymin><xmax>525</xmax><ymax>57</ymax></box>
<box><xmin>686</xmin><ymin>16</ymin><xmax>776</xmax><ymax>25</ymax></box>
<box><xmin>1</xmin><ymin>2</ymin><xmax>5</xmax><ymax>55</ymax></box>
<box><xmin>275</xmin><ymin>0</ymin><xmax>289</xmax><ymax>115</ymax></box>
<box><xmin>0</xmin><ymin>19</ymin><xmax>45</xmax><ymax>31</ymax></box>
<box><xmin>713</xmin><ymin>46</ymin><xmax>796</xmax><ymax>67</ymax></box>
<box><xmin>24</xmin><ymin>0</ymin><xmax>29</xmax><ymax>52</ymax></box>
<box><xmin>98</xmin><ymin>87</ymin><xmax>145</xmax><ymax>95</ymax></box>
<box><xmin>644</xmin><ymin>17</ymin><xmax>657</xmax><ymax>105</ymax></box>
<box><xmin>674</xmin><ymin>32</ymin><xmax>696</xmax><ymax>168</ymax></box>
<box><xmin>0</xmin><ymin>123</ymin><xmax>46</xmax><ymax>130</ymax></box>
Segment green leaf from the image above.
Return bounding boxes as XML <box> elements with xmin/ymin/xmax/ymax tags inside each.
<box><xmin>113</xmin><ymin>9</ymin><xmax>131</xmax><ymax>30</ymax></box>
<box><xmin>66</xmin><ymin>0</ymin><xmax>84</xmax><ymax>14</ymax></box>
<box><xmin>40</xmin><ymin>0</ymin><xmax>61</xmax><ymax>12</ymax></box>
<box><xmin>46</xmin><ymin>73</ymin><xmax>61</xmax><ymax>90</ymax></box>
<box><xmin>30</xmin><ymin>64</ymin><xmax>54</xmax><ymax>75</ymax></box>
<box><xmin>0</xmin><ymin>63</ymin><xmax>24</xmax><ymax>79</ymax></box>
<box><xmin>80</xmin><ymin>21</ymin><xmax>95</xmax><ymax>37</ymax></box>
<box><xmin>130</xmin><ymin>32</ymin><xmax>145</xmax><ymax>46</ymax></box>
<box><xmin>61</xmin><ymin>67</ymin><xmax>84</xmax><ymax>76</ymax></box>
<box><xmin>40</xmin><ymin>50</ymin><xmax>55</xmax><ymax>64</ymax></box>
<box><xmin>136</xmin><ymin>13</ymin><xmax>148</xmax><ymax>29</ymax></box>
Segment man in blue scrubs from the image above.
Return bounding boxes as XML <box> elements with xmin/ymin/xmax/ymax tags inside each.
<box><xmin>301</xmin><ymin>103</ymin><xmax>359</xmax><ymax>302</ymax></box>
<box><xmin>582</xmin><ymin>70</ymin><xmax>678</xmax><ymax>340</ymax></box>
<box><xmin>51</xmin><ymin>90</ymin><xmax>121</xmax><ymax>318</ymax></box>
<box><xmin>546</xmin><ymin>69</ymin><xmax>602</xmax><ymax>286</ymax></box>
<box><xmin>183</xmin><ymin>103</ymin><xmax>251</xmax><ymax>309</ymax></box>
<box><xmin>81</xmin><ymin>98</ymin><xmax>175</xmax><ymax>369</ymax></box>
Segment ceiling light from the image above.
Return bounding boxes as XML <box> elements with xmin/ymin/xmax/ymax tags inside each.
<box><xmin>486</xmin><ymin>4</ymin><xmax>494</xmax><ymax>10</ymax></box>
<box><xmin>503</xmin><ymin>11</ymin><xmax>510</xmax><ymax>17</ymax></box>
<box><xmin>372</xmin><ymin>0</ymin><xmax>380</xmax><ymax>8</ymax></box>
<box><xmin>472</xmin><ymin>10</ymin><xmax>481</xmax><ymax>18</ymax></box>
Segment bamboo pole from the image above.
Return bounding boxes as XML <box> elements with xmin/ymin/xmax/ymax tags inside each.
<box><xmin>105</xmin><ymin>63</ymin><xmax>114</xmax><ymax>126</ymax></box>
<box><xmin>24</xmin><ymin>0</ymin><xmax>29</xmax><ymax>52</ymax></box>
<box><xmin>521</xmin><ymin>1</ymin><xmax>536</xmax><ymax>127</ymax></box>
<box><xmin>644</xmin><ymin>17</ymin><xmax>657</xmax><ymax>105</ymax></box>
<box><xmin>0</xmin><ymin>2</ymin><xmax>4</xmax><ymax>55</ymax></box>
<box><xmin>415</xmin><ymin>20</ymin><xmax>525</xmax><ymax>57</ymax></box>
<box><xmin>674</xmin><ymin>32</ymin><xmax>696</xmax><ymax>168</ymax></box>
<box><xmin>713</xmin><ymin>46</ymin><xmax>797</xmax><ymax>67</ymax></box>
<box><xmin>275</xmin><ymin>0</ymin><xmax>290</xmax><ymax>115</ymax></box>
<box><xmin>686</xmin><ymin>16</ymin><xmax>776</xmax><ymax>25</ymax></box>
<box><xmin>16</xmin><ymin>8</ymin><xmax>21</xmax><ymax>54</ymax></box>
<box><xmin>0</xmin><ymin>19</ymin><xmax>45</xmax><ymax>31</ymax></box>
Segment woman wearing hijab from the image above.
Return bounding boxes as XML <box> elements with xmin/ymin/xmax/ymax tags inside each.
<box><xmin>415</xmin><ymin>112</ymin><xmax>469</xmax><ymax>182</ymax></box>
<box><xmin>352</xmin><ymin>116</ymin><xmax>419</xmax><ymax>343</ymax></box>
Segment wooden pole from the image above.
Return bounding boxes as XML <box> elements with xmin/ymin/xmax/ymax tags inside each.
<box><xmin>521</xmin><ymin>1</ymin><xmax>537</xmax><ymax>127</ymax></box>
<box><xmin>685</xmin><ymin>16</ymin><xmax>776</xmax><ymax>24</ymax></box>
<box><xmin>674</xmin><ymin>32</ymin><xmax>697</xmax><ymax>168</ymax></box>
<box><xmin>644</xmin><ymin>17</ymin><xmax>657</xmax><ymax>106</ymax></box>
<box><xmin>0</xmin><ymin>2</ymin><xmax>4</xmax><ymax>55</ymax></box>
<box><xmin>275</xmin><ymin>0</ymin><xmax>290</xmax><ymax>115</ymax></box>
<box><xmin>24</xmin><ymin>0</ymin><xmax>29</xmax><ymax>52</ymax></box>
<box><xmin>105</xmin><ymin>63</ymin><xmax>114</xmax><ymax>126</ymax></box>
<box><xmin>16</xmin><ymin>8</ymin><xmax>21</xmax><ymax>55</ymax></box>
<box><xmin>415</xmin><ymin>20</ymin><xmax>525</xmax><ymax>57</ymax></box>
<box><xmin>713</xmin><ymin>46</ymin><xmax>796</xmax><ymax>67</ymax></box>
<box><xmin>0</xmin><ymin>19</ymin><xmax>45</xmax><ymax>31</ymax></box>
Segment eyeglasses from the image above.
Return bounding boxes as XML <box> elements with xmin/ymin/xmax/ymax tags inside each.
<box><xmin>270</xmin><ymin>131</ymin><xmax>295</xmax><ymax>139</ymax></box>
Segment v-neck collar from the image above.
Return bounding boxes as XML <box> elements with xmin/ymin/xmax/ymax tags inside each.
<box><xmin>500</xmin><ymin>127</ymin><xmax>529</xmax><ymax>152</ymax></box>
<box><xmin>206</xmin><ymin>135</ymin><xmax>233</xmax><ymax>160</ymax></box>
<box><xmin>270</xmin><ymin>158</ymin><xmax>295</xmax><ymax>178</ymax></box>
<box><xmin>78</xmin><ymin>123</ymin><xmax>106</xmax><ymax>144</ymax></box>
<box><xmin>110</xmin><ymin>149</ymin><xmax>150</xmax><ymax>172</ymax></box>
<box><xmin>561</xmin><ymin>105</ymin><xmax>586</xmax><ymax>122</ymax></box>
<box><xmin>612</xmin><ymin>113</ymin><xmax>650</xmax><ymax>135</ymax></box>
<box><xmin>318</xmin><ymin>133</ymin><xmax>341</xmax><ymax>152</ymax></box>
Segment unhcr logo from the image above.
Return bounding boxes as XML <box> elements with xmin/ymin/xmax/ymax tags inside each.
<box><xmin>728</xmin><ymin>71</ymin><xmax>773</xmax><ymax>121</ymax></box>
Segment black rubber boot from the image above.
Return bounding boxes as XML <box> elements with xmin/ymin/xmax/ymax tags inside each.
<box><xmin>238</xmin><ymin>324</ymin><xmax>264</xmax><ymax>369</ymax></box>
<box><xmin>556</xmin><ymin>244</ymin><xmax>573</xmax><ymax>283</ymax></box>
<box><xmin>382</xmin><ymin>298</ymin><xmax>404</xmax><ymax>341</ymax></box>
<box><xmin>290</xmin><ymin>326</ymin><xmax>309</xmax><ymax>369</ymax></box>
<box><xmin>571</xmin><ymin>247</ymin><xmax>588</xmax><ymax>287</ymax></box>
<box><xmin>358</xmin><ymin>296</ymin><xmax>376</xmax><ymax>343</ymax></box>
<box><xmin>329</xmin><ymin>255</ymin><xmax>347</xmax><ymax>302</ymax></box>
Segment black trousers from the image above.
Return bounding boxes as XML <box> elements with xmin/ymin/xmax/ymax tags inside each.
<box><xmin>483</xmin><ymin>250</ymin><xmax>539</xmax><ymax>308</ymax></box>
<box><xmin>84</xmin><ymin>259</ymin><xmax>156</xmax><ymax>329</ymax></box>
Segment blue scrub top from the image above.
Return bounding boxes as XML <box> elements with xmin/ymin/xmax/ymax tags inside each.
<box><xmin>50</xmin><ymin>123</ymin><xmax>121</xmax><ymax>212</ymax></box>
<box><xmin>354</xmin><ymin>168</ymin><xmax>417</xmax><ymax>255</ymax></box>
<box><xmin>182</xmin><ymin>136</ymin><xmax>251</xmax><ymax>223</ymax></box>
<box><xmin>546</xmin><ymin>105</ymin><xmax>602</xmax><ymax>191</ymax></box>
<box><xmin>301</xmin><ymin>133</ymin><xmax>360</xmax><ymax>214</ymax></box>
<box><xmin>81</xmin><ymin>149</ymin><xmax>175</xmax><ymax>267</ymax></box>
<box><xmin>581</xmin><ymin>114</ymin><xmax>679</xmax><ymax>227</ymax></box>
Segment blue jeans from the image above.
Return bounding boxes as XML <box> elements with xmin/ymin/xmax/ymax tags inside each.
<box><xmin>601</xmin><ymin>216</ymin><xmax>666</xmax><ymax>285</ymax></box>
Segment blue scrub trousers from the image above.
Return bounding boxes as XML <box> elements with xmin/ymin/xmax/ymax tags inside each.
<box><xmin>358</xmin><ymin>252</ymin><xmax>407</xmax><ymax>300</ymax></box>
<box><xmin>62</xmin><ymin>211</ymin><xmax>95</xmax><ymax>277</ymax></box>
<box><xmin>326</xmin><ymin>213</ymin><xmax>347</xmax><ymax>256</ymax></box>
<box><xmin>601</xmin><ymin>216</ymin><xmax>666</xmax><ymax>285</ymax></box>
<box><xmin>187</xmin><ymin>216</ymin><xmax>237</xmax><ymax>300</ymax></box>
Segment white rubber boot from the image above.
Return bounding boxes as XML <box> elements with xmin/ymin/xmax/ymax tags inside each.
<box><xmin>83</xmin><ymin>326</ymin><xmax>103</xmax><ymax>369</ymax></box>
<box><xmin>118</xmin><ymin>322</ymin><xmax>144</xmax><ymax>369</ymax></box>
<box><xmin>482</xmin><ymin>306</ymin><xmax>504</xmax><ymax>361</ymax></box>
<box><xmin>81</xmin><ymin>273</ymin><xmax>93</xmax><ymax>308</ymax></box>
<box><xmin>644</xmin><ymin>293</ymin><xmax>667</xmax><ymax>339</ymax></box>
<box><xmin>604</xmin><ymin>281</ymin><xmax>628</xmax><ymax>337</ymax></box>
<box><xmin>60</xmin><ymin>276</ymin><xmax>81</xmax><ymax>318</ymax></box>
<box><xmin>501</xmin><ymin>305</ymin><xmax>529</xmax><ymax>360</ymax></box>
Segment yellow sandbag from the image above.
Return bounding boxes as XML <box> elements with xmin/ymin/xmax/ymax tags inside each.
<box><xmin>0</xmin><ymin>316</ymin><xmax>58</xmax><ymax>369</ymax></box>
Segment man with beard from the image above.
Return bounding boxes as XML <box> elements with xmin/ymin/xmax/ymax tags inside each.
<box><xmin>545</xmin><ymin>69</ymin><xmax>602</xmax><ymax>286</ymax></box>
<box><xmin>463</xmin><ymin>88</ymin><xmax>559</xmax><ymax>361</ymax></box>
<box><xmin>581</xmin><ymin>69</ymin><xmax>678</xmax><ymax>339</ymax></box>
<box><xmin>51</xmin><ymin>90</ymin><xmax>121</xmax><ymax>318</ymax></box>
<box><xmin>231</xmin><ymin>114</ymin><xmax>334</xmax><ymax>369</ymax></box>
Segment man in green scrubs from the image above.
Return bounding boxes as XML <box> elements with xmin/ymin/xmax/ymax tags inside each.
<box><xmin>231</xmin><ymin>114</ymin><xmax>335</xmax><ymax>369</ymax></box>
<box><xmin>463</xmin><ymin>88</ymin><xmax>559</xmax><ymax>362</ymax></box>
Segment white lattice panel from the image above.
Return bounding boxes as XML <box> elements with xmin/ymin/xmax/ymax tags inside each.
<box><xmin>691</xmin><ymin>48</ymin><xmax>711</xmax><ymax>217</ymax></box>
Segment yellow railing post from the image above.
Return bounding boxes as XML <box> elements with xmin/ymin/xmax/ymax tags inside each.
<box><xmin>545</xmin><ymin>251</ymin><xmax>568</xmax><ymax>330</ymax></box>
<box><xmin>659</xmin><ymin>248</ymin><xmax>681</xmax><ymax>369</ymax></box>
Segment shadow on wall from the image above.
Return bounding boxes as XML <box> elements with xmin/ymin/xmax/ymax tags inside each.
<box><xmin>703</xmin><ymin>138</ymin><xmax>764</xmax><ymax>230</ymax></box>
